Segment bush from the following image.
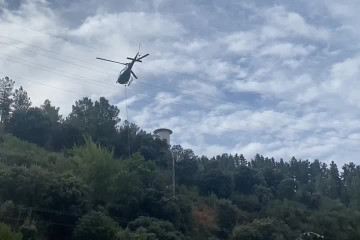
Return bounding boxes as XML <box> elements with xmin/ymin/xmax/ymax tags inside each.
<box><xmin>73</xmin><ymin>211</ymin><xmax>119</xmax><ymax>240</ymax></box>
<box><xmin>0</xmin><ymin>223</ymin><xmax>22</xmax><ymax>240</ymax></box>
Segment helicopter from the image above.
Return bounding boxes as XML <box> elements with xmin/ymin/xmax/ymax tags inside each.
<box><xmin>96</xmin><ymin>48</ymin><xmax>149</xmax><ymax>86</ymax></box>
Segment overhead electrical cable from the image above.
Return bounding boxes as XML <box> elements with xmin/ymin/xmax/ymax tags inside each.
<box><xmin>1</xmin><ymin>71</ymin><xmax>360</xmax><ymax>154</ymax></box>
<box><xmin>0</xmin><ymin>37</ymin><xmax>355</xmax><ymax>130</ymax></box>
<box><xmin>1</xmin><ymin>56</ymin><xmax>360</xmax><ymax>143</ymax></box>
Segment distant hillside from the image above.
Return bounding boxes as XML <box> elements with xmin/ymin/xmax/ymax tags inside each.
<box><xmin>1</xmin><ymin>79</ymin><xmax>360</xmax><ymax>239</ymax></box>
<box><xmin>1</xmin><ymin>127</ymin><xmax>360</xmax><ymax>240</ymax></box>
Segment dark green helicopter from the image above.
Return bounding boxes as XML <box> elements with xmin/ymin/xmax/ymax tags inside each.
<box><xmin>96</xmin><ymin>47</ymin><xmax>149</xmax><ymax>86</ymax></box>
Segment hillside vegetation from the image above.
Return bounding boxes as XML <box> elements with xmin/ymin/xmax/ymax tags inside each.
<box><xmin>1</xmin><ymin>77</ymin><xmax>360</xmax><ymax>240</ymax></box>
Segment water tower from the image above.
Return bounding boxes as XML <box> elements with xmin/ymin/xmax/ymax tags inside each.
<box><xmin>154</xmin><ymin>128</ymin><xmax>173</xmax><ymax>145</ymax></box>
<box><xmin>154</xmin><ymin>128</ymin><xmax>175</xmax><ymax>197</ymax></box>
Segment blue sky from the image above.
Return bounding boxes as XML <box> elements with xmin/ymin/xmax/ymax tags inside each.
<box><xmin>1</xmin><ymin>0</ymin><xmax>360</xmax><ymax>164</ymax></box>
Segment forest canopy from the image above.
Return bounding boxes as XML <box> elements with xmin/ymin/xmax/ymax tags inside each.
<box><xmin>1</xmin><ymin>76</ymin><xmax>360</xmax><ymax>240</ymax></box>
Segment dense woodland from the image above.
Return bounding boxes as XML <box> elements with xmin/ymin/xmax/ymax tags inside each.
<box><xmin>1</xmin><ymin>76</ymin><xmax>360</xmax><ymax>240</ymax></box>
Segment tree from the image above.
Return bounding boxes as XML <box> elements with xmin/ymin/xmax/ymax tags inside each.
<box><xmin>327</xmin><ymin>161</ymin><xmax>341</xmax><ymax>199</ymax></box>
<box><xmin>234</xmin><ymin>166</ymin><xmax>257</xmax><ymax>194</ymax></box>
<box><xmin>72</xmin><ymin>136</ymin><xmax>120</xmax><ymax>205</ymax></box>
<box><xmin>238</xmin><ymin>154</ymin><xmax>247</xmax><ymax>166</ymax></box>
<box><xmin>0</xmin><ymin>165</ymin><xmax>51</xmax><ymax>207</ymax></box>
<box><xmin>0</xmin><ymin>76</ymin><xmax>15</xmax><ymax>123</ymax></box>
<box><xmin>277</xmin><ymin>178</ymin><xmax>297</xmax><ymax>200</ymax></box>
<box><xmin>39</xmin><ymin>99</ymin><xmax>65</xmax><ymax>150</ymax></box>
<box><xmin>12</xmin><ymin>87</ymin><xmax>31</xmax><ymax>112</ymax></box>
<box><xmin>262</xmin><ymin>168</ymin><xmax>284</xmax><ymax>190</ymax></box>
<box><xmin>232</xmin><ymin>224</ymin><xmax>262</xmax><ymax>240</ymax></box>
<box><xmin>67</xmin><ymin>97</ymin><xmax>120</xmax><ymax>149</ymax></box>
<box><xmin>199</xmin><ymin>169</ymin><xmax>232</xmax><ymax>198</ymax></box>
<box><xmin>127</xmin><ymin>216</ymin><xmax>188</xmax><ymax>240</ymax></box>
<box><xmin>73</xmin><ymin>211</ymin><xmax>119</xmax><ymax>240</ymax></box>
<box><xmin>232</xmin><ymin>218</ymin><xmax>293</xmax><ymax>240</ymax></box>
<box><xmin>172</xmin><ymin>145</ymin><xmax>199</xmax><ymax>186</ymax></box>
<box><xmin>216</xmin><ymin>199</ymin><xmax>239</xmax><ymax>238</ymax></box>
<box><xmin>6</xmin><ymin>107</ymin><xmax>52</xmax><ymax>147</ymax></box>
<box><xmin>67</xmin><ymin>97</ymin><xmax>94</xmax><ymax>131</ymax></box>
<box><xmin>43</xmin><ymin>172</ymin><xmax>90</xmax><ymax>240</ymax></box>
<box><xmin>254</xmin><ymin>185</ymin><xmax>274</xmax><ymax>205</ymax></box>
<box><xmin>41</xmin><ymin>99</ymin><xmax>61</xmax><ymax>124</ymax></box>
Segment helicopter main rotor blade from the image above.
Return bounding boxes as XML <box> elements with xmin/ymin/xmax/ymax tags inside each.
<box><xmin>131</xmin><ymin>70</ymin><xmax>138</xmax><ymax>79</ymax></box>
<box><xmin>137</xmin><ymin>53</ymin><xmax>149</xmax><ymax>60</ymax></box>
<box><xmin>96</xmin><ymin>57</ymin><xmax>127</xmax><ymax>65</ymax></box>
<box><xmin>127</xmin><ymin>57</ymin><xmax>142</xmax><ymax>62</ymax></box>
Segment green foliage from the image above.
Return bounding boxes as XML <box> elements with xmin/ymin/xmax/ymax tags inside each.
<box><xmin>277</xmin><ymin>178</ymin><xmax>297</xmax><ymax>200</ymax></box>
<box><xmin>12</xmin><ymin>87</ymin><xmax>31</xmax><ymax>112</ymax></box>
<box><xmin>232</xmin><ymin>218</ymin><xmax>293</xmax><ymax>240</ymax></box>
<box><xmin>0</xmin><ymin>165</ymin><xmax>51</xmax><ymax>206</ymax></box>
<box><xmin>73</xmin><ymin>211</ymin><xmax>120</xmax><ymax>240</ymax></box>
<box><xmin>199</xmin><ymin>169</ymin><xmax>232</xmax><ymax>198</ymax></box>
<box><xmin>41</xmin><ymin>99</ymin><xmax>62</xmax><ymax>124</ymax></box>
<box><xmin>232</xmin><ymin>194</ymin><xmax>261</xmax><ymax>212</ymax></box>
<box><xmin>0</xmin><ymin>76</ymin><xmax>15</xmax><ymax>123</ymax></box>
<box><xmin>216</xmin><ymin>199</ymin><xmax>239</xmax><ymax>238</ymax></box>
<box><xmin>0</xmin><ymin>133</ymin><xmax>70</xmax><ymax>171</ymax></box>
<box><xmin>234</xmin><ymin>166</ymin><xmax>257</xmax><ymax>194</ymax></box>
<box><xmin>128</xmin><ymin>216</ymin><xmax>189</xmax><ymax>240</ymax></box>
<box><xmin>43</xmin><ymin>172</ymin><xmax>90</xmax><ymax>240</ymax></box>
<box><xmin>172</xmin><ymin>145</ymin><xmax>199</xmax><ymax>187</ymax></box>
<box><xmin>73</xmin><ymin>136</ymin><xmax>119</xmax><ymax>204</ymax></box>
<box><xmin>2</xmin><ymin>88</ymin><xmax>360</xmax><ymax>240</ymax></box>
<box><xmin>6</xmin><ymin>107</ymin><xmax>52</xmax><ymax>147</ymax></box>
<box><xmin>0</xmin><ymin>223</ymin><xmax>22</xmax><ymax>240</ymax></box>
<box><xmin>67</xmin><ymin>97</ymin><xmax>120</xmax><ymax>149</ymax></box>
<box><xmin>327</xmin><ymin>161</ymin><xmax>341</xmax><ymax>199</ymax></box>
<box><xmin>19</xmin><ymin>217</ymin><xmax>37</xmax><ymax>240</ymax></box>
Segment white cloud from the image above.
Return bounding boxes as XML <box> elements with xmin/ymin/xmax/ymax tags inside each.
<box><xmin>1</xmin><ymin>0</ymin><xmax>360</xmax><ymax>165</ymax></box>
<box><xmin>263</xmin><ymin>6</ymin><xmax>330</xmax><ymax>41</ymax></box>
<box><xmin>223</xmin><ymin>31</ymin><xmax>261</xmax><ymax>54</ymax></box>
<box><xmin>323</xmin><ymin>56</ymin><xmax>360</xmax><ymax>108</ymax></box>
<box><xmin>259</xmin><ymin>43</ymin><xmax>315</xmax><ymax>59</ymax></box>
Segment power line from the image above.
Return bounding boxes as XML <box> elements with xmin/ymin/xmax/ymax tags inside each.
<box><xmin>0</xmin><ymin>37</ymin><xmax>355</xmax><ymax>131</ymax></box>
<box><xmin>0</xmin><ymin>71</ymin><xmax>85</xmax><ymax>97</ymax></box>
<box><xmin>0</xmin><ymin>34</ymin><xmax>103</xmax><ymax>69</ymax></box>
<box><xmin>2</xmin><ymin>19</ymin><xmax>98</xmax><ymax>50</ymax></box>
<box><xmin>0</xmin><ymin>41</ymin><xmax>110</xmax><ymax>75</ymax></box>
<box><xmin>1</xmin><ymin>71</ymin><xmax>359</xmax><ymax>154</ymax></box>
<box><xmin>0</xmin><ymin>53</ymin><xmax>360</xmax><ymax>144</ymax></box>
<box><xmin>1</xmin><ymin>56</ymin><xmax>360</xmax><ymax>144</ymax></box>
<box><xmin>0</xmin><ymin>40</ymin><xmax>234</xmax><ymax>107</ymax></box>
<box><xmin>0</xmin><ymin>39</ymin><xmax>359</xmax><ymax>142</ymax></box>
<box><xmin>3</xmin><ymin>204</ymin><xmax>227</xmax><ymax>232</ymax></box>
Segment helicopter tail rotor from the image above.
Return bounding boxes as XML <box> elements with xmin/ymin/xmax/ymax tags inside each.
<box><xmin>131</xmin><ymin>70</ymin><xmax>138</xmax><ymax>79</ymax></box>
<box><xmin>127</xmin><ymin>57</ymin><xmax>142</xmax><ymax>62</ymax></box>
<box><xmin>137</xmin><ymin>53</ymin><xmax>149</xmax><ymax>61</ymax></box>
<box><xmin>127</xmin><ymin>53</ymin><xmax>149</xmax><ymax>62</ymax></box>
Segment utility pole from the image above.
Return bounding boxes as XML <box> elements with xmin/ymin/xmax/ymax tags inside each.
<box><xmin>171</xmin><ymin>149</ymin><xmax>175</xmax><ymax>197</ymax></box>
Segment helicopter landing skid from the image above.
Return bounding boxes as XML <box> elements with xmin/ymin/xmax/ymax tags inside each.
<box><xmin>127</xmin><ymin>77</ymin><xmax>133</xmax><ymax>86</ymax></box>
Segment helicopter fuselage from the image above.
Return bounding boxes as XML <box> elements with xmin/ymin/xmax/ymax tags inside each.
<box><xmin>117</xmin><ymin>67</ymin><xmax>131</xmax><ymax>84</ymax></box>
<box><xmin>117</xmin><ymin>54</ymin><xmax>138</xmax><ymax>84</ymax></box>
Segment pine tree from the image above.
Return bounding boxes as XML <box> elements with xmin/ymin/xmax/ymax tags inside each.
<box><xmin>41</xmin><ymin>99</ymin><xmax>62</xmax><ymax>123</ymax></box>
<box><xmin>0</xmin><ymin>77</ymin><xmax>15</xmax><ymax>123</ymax></box>
<box><xmin>328</xmin><ymin>161</ymin><xmax>342</xmax><ymax>199</ymax></box>
<box><xmin>13</xmin><ymin>86</ymin><xmax>32</xmax><ymax>112</ymax></box>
